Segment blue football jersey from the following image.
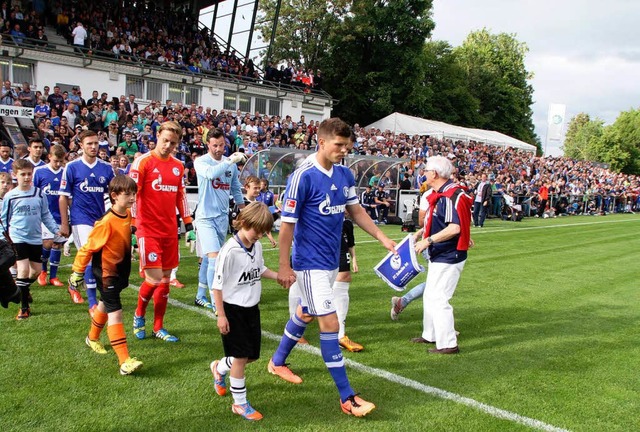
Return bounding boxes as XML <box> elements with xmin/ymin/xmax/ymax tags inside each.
<box><xmin>59</xmin><ymin>158</ymin><xmax>115</xmax><ymax>226</ymax></box>
<box><xmin>0</xmin><ymin>157</ymin><xmax>13</xmax><ymax>173</ymax></box>
<box><xmin>33</xmin><ymin>165</ymin><xmax>63</xmax><ymax>224</ymax></box>
<box><xmin>281</xmin><ymin>154</ymin><xmax>358</xmax><ymax>271</ymax></box>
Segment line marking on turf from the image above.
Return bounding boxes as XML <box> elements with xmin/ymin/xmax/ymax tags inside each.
<box><xmin>130</xmin><ymin>286</ymin><xmax>569</xmax><ymax>432</ymax></box>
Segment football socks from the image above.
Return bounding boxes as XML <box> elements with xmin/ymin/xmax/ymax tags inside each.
<box><xmin>320</xmin><ymin>331</ymin><xmax>354</xmax><ymax>402</ymax></box>
<box><xmin>272</xmin><ymin>313</ymin><xmax>308</xmax><ymax>366</ymax></box>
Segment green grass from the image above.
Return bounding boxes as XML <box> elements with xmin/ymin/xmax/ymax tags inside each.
<box><xmin>2</xmin><ymin>214</ymin><xmax>640</xmax><ymax>431</ymax></box>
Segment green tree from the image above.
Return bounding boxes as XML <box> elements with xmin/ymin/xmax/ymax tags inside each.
<box><xmin>597</xmin><ymin>109</ymin><xmax>640</xmax><ymax>174</ymax></box>
<box><xmin>416</xmin><ymin>40</ymin><xmax>481</xmax><ymax>126</ymax></box>
<box><xmin>562</xmin><ymin>113</ymin><xmax>604</xmax><ymax>160</ymax></box>
<box><xmin>321</xmin><ymin>0</ymin><xmax>435</xmax><ymax>124</ymax></box>
<box><xmin>454</xmin><ymin>29</ymin><xmax>538</xmax><ymax>149</ymax></box>
<box><xmin>258</xmin><ymin>0</ymin><xmax>349</xmax><ymax>69</ymax></box>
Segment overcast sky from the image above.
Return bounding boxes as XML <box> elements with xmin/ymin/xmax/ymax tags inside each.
<box><xmin>431</xmin><ymin>0</ymin><xmax>640</xmax><ymax>155</ymax></box>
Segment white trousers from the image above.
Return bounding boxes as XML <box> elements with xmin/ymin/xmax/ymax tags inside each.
<box><xmin>422</xmin><ymin>260</ymin><xmax>466</xmax><ymax>349</ymax></box>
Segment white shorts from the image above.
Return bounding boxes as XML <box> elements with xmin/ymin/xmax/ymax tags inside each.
<box><xmin>42</xmin><ymin>223</ymin><xmax>66</xmax><ymax>243</ymax></box>
<box><xmin>72</xmin><ymin>224</ymin><xmax>93</xmax><ymax>249</ymax></box>
<box><xmin>295</xmin><ymin>268</ymin><xmax>339</xmax><ymax>317</ymax></box>
<box><xmin>196</xmin><ymin>216</ymin><xmax>228</xmax><ymax>256</ymax></box>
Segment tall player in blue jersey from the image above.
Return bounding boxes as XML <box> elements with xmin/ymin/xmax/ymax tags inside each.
<box><xmin>193</xmin><ymin>127</ymin><xmax>247</xmax><ymax>309</ymax></box>
<box><xmin>33</xmin><ymin>144</ymin><xmax>67</xmax><ymax>287</ymax></box>
<box><xmin>268</xmin><ymin>118</ymin><xmax>396</xmax><ymax>417</ymax></box>
<box><xmin>59</xmin><ymin>130</ymin><xmax>115</xmax><ymax>312</ymax></box>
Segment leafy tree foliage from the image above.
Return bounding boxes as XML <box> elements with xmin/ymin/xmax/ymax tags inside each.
<box><xmin>562</xmin><ymin>113</ymin><xmax>604</xmax><ymax>160</ymax></box>
<box><xmin>258</xmin><ymin>0</ymin><xmax>348</xmax><ymax>69</ymax></box>
<box><xmin>562</xmin><ymin>109</ymin><xmax>640</xmax><ymax>174</ymax></box>
<box><xmin>454</xmin><ymin>29</ymin><xmax>538</xmax><ymax>148</ymax></box>
<box><xmin>321</xmin><ymin>0</ymin><xmax>435</xmax><ymax>124</ymax></box>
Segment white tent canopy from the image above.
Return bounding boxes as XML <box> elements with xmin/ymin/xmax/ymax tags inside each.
<box><xmin>365</xmin><ymin>112</ymin><xmax>537</xmax><ymax>152</ymax></box>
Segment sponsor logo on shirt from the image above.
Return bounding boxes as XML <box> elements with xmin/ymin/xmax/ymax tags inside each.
<box><xmin>212</xmin><ymin>178</ymin><xmax>230</xmax><ymax>190</ymax></box>
<box><xmin>79</xmin><ymin>178</ymin><xmax>104</xmax><ymax>193</ymax></box>
<box><xmin>42</xmin><ymin>184</ymin><xmax>59</xmax><ymax>196</ymax></box>
<box><xmin>151</xmin><ymin>175</ymin><xmax>178</xmax><ymax>192</ymax></box>
<box><xmin>238</xmin><ymin>268</ymin><xmax>261</xmax><ymax>284</ymax></box>
<box><xmin>318</xmin><ymin>193</ymin><xmax>345</xmax><ymax>216</ymax></box>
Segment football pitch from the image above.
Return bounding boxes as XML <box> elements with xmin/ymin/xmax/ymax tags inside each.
<box><xmin>1</xmin><ymin>213</ymin><xmax>639</xmax><ymax>431</ymax></box>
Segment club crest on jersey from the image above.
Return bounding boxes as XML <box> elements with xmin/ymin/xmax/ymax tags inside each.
<box><xmin>148</xmin><ymin>252</ymin><xmax>157</xmax><ymax>262</ymax></box>
<box><xmin>99</xmin><ymin>176</ymin><xmax>106</xmax><ymax>184</ymax></box>
<box><xmin>319</xmin><ymin>194</ymin><xmax>345</xmax><ymax>216</ymax></box>
<box><xmin>130</xmin><ymin>172</ymin><xmax>139</xmax><ymax>182</ymax></box>
<box><xmin>225</xmin><ymin>170</ymin><xmax>232</xmax><ymax>177</ymax></box>
<box><xmin>284</xmin><ymin>198</ymin><xmax>296</xmax><ymax>213</ymax></box>
<box><xmin>172</xmin><ymin>167</ymin><xmax>180</xmax><ymax>176</ymax></box>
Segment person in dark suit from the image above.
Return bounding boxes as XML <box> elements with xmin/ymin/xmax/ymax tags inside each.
<box><xmin>472</xmin><ymin>173</ymin><xmax>492</xmax><ymax>227</ymax></box>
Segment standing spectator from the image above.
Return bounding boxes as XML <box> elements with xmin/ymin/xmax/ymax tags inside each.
<box><xmin>34</xmin><ymin>97</ymin><xmax>50</xmax><ymax>119</ymax></box>
<box><xmin>414</xmin><ymin>156</ymin><xmax>472</xmax><ymax>354</ymax></box>
<box><xmin>1</xmin><ymin>80</ymin><xmax>17</xmax><ymax>105</ymax></box>
<box><xmin>472</xmin><ymin>173</ymin><xmax>491</xmax><ymax>228</ymax></box>
<box><xmin>71</xmin><ymin>21</ymin><xmax>87</xmax><ymax>50</ymax></box>
<box><xmin>47</xmin><ymin>86</ymin><xmax>65</xmax><ymax>114</ymax></box>
<box><xmin>17</xmin><ymin>82</ymin><xmax>36</xmax><ymax>107</ymax></box>
<box><xmin>125</xmin><ymin>94</ymin><xmax>138</xmax><ymax>114</ymax></box>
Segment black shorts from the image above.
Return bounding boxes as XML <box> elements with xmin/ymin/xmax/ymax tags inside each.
<box><xmin>221</xmin><ymin>302</ymin><xmax>261</xmax><ymax>360</ymax></box>
<box><xmin>339</xmin><ymin>251</ymin><xmax>351</xmax><ymax>273</ymax></box>
<box><xmin>96</xmin><ymin>276</ymin><xmax>124</xmax><ymax>313</ymax></box>
<box><xmin>14</xmin><ymin>243</ymin><xmax>42</xmax><ymax>263</ymax></box>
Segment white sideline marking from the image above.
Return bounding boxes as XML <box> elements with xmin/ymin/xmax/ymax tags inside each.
<box><xmin>127</xmin><ymin>285</ymin><xmax>569</xmax><ymax>432</ymax></box>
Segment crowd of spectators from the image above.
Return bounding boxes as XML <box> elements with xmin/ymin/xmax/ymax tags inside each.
<box><xmin>2</xmin><ymin>72</ymin><xmax>638</xmax><ymax>217</ymax></box>
<box><xmin>52</xmin><ymin>1</ymin><xmax>260</xmax><ymax>80</ymax></box>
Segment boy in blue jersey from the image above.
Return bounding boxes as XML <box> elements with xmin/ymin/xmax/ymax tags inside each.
<box><xmin>59</xmin><ymin>130</ymin><xmax>115</xmax><ymax>313</ymax></box>
<box><xmin>1</xmin><ymin>159</ymin><xmax>63</xmax><ymax>319</ymax></box>
<box><xmin>193</xmin><ymin>127</ymin><xmax>247</xmax><ymax>309</ymax></box>
<box><xmin>268</xmin><ymin>118</ymin><xmax>396</xmax><ymax>417</ymax></box>
<box><xmin>0</xmin><ymin>141</ymin><xmax>13</xmax><ymax>173</ymax></box>
<box><xmin>33</xmin><ymin>144</ymin><xmax>67</xmax><ymax>287</ymax></box>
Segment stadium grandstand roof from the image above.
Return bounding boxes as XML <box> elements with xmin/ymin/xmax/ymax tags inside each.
<box><xmin>366</xmin><ymin>112</ymin><xmax>537</xmax><ymax>152</ymax></box>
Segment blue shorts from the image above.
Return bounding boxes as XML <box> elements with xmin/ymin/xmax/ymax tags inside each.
<box><xmin>196</xmin><ymin>216</ymin><xmax>228</xmax><ymax>255</ymax></box>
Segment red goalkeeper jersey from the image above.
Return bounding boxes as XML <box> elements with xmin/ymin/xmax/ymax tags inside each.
<box><xmin>129</xmin><ymin>152</ymin><xmax>192</xmax><ymax>238</ymax></box>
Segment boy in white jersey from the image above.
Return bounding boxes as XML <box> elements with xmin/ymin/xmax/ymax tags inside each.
<box><xmin>209</xmin><ymin>202</ymin><xmax>277</xmax><ymax>421</ymax></box>
<box><xmin>268</xmin><ymin>118</ymin><xmax>396</xmax><ymax>417</ymax></box>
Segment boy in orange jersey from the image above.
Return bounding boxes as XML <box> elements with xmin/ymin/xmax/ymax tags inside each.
<box><xmin>69</xmin><ymin>175</ymin><xmax>143</xmax><ymax>375</ymax></box>
<box><xmin>129</xmin><ymin>121</ymin><xmax>194</xmax><ymax>343</ymax></box>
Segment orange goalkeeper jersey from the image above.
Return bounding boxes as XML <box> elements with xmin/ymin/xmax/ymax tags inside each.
<box><xmin>129</xmin><ymin>152</ymin><xmax>192</xmax><ymax>237</ymax></box>
<box><xmin>72</xmin><ymin>208</ymin><xmax>132</xmax><ymax>290</ymax></box>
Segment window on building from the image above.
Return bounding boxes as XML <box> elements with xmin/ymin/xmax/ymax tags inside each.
<box><xmin>146</xmin><ymin>81</ymin><xmax>163</xmax><ymax>102</ymax></box>
<box><xmin>268</xmin><ymin>99</ymin><xmax>281</xmax><ymax>117</ymax></box>
<box><xmin>254</xmin><ymin>97</ymin><xmax>266</xmax><ymax>115</ymax></box>
<box><xmin>125</xmin><ymin>76</ymin><xmax>144</xmax><ymax>99</ymax></box>
<box><xmin>238</xmin><ymin>94</ymin><xmax>251</xmax><ymax>113</ymax></box>
<box><xmin>223</xmin><ymin>92</ymin><xmax>237</xmax><ymax>110</ymax></box>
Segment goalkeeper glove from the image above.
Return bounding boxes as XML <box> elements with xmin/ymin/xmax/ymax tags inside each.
<box><xmin>184</xmin><ymin>222</ymin><xmax>194</xmax><ymax>233</ymax></box>
<box><xmin>228</xmin><ymin>152</ymin><xmax>247</xmax><ymax>165</ymax></box>
<box><xmin>68</xmin><ymin>271</ymin><xmax>86</xmax><ymax>291</ymax></box>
